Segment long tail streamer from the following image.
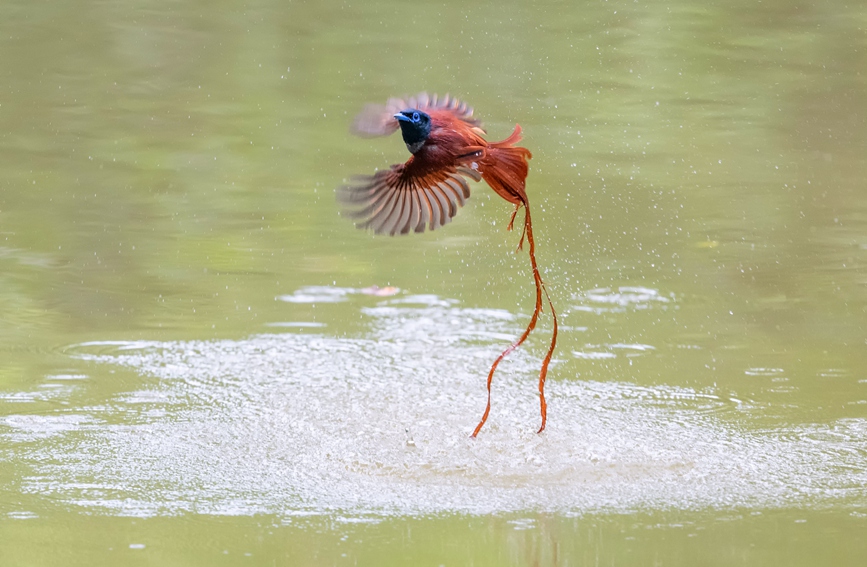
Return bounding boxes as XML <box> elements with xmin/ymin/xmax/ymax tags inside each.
<box><xmin>471</xmin><ymin>201</ymin><xmax>558</xmax><ymax>437</ymax></box>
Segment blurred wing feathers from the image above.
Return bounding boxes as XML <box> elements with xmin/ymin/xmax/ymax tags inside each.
<box><xmin>456</xmin><ymin>165</ymin><xmax>482</xmax><ymax>182</ymax></box>
<box><xmin>351</xmin><ymin>103</ymin><xmax>401</xmax><ymax>138</ymax></box>
<box><xmin>339</xmin><ymin>165</ymin><xmax>475</xmax><ymax>235</ymax></box>
<box><xmin>350</xmin><ymin>92</ymin><xmax>483</xmax><ymax>138</ymax></box>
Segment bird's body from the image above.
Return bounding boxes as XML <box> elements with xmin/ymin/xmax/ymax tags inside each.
<box><xmin>339</xmin><ymin>93</ymin><xmax>557</xmax><ymax>436</ymax></box>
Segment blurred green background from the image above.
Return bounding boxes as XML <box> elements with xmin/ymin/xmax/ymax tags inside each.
<box><xmin>1</xmin><ymin>0</ymin><xmax>866</xmax><ymax>565</ymax></box>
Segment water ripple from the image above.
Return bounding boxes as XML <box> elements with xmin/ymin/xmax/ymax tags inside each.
<box><xmin>4</xmin><ymin>296</ymin><xmax>866</xmax><ymax>518</ymax></box>
<box><xmin>571</xmin><ymin>286</ymin><xmax>675</xmax><ymax>314</ymax></box>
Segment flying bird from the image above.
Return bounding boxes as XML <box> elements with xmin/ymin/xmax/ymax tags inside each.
<box><xmin>338</xmin><ymin>93</ymin><xmax>558</xmax><ymax>436</ymax></box>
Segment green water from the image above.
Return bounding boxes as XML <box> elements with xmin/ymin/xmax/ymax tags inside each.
<box><xmin>2</xmin><ymin>0</ymin><xmax>866</xmax><ymax>564</ymax></box>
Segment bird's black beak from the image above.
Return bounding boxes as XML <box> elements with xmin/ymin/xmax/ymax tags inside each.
<box><xmin>393</xmin><ymin>112</ymin><xmax>412</xmax><ymax>123</ymax></box>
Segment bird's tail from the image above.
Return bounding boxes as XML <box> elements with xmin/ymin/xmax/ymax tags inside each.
<box><xmin>480</xmin><ymin>124</ymin><xmax>532</xmax><ymax>206</ymax></box>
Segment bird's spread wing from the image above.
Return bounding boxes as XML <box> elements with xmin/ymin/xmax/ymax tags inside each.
<box><xmin>338</xmin><ymin>164</ymin><xmax>482</xmax><ymax>235</ymax></box>
<box><xmin>351</xmin><ymin>93</ymin><xmax>483</xmax><ymax>138</ymax></box>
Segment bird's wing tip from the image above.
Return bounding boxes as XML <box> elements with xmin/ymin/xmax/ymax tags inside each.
<box><xmin>350</xmin><ymin>103</ymin><xmax>400</xmax><ymax>138</ymax></box>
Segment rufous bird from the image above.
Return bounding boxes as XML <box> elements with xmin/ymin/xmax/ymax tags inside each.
<box><xmin>338</xmin><ymin>93</ymin><xmax>557</xmax><ymax>437</ymax></box>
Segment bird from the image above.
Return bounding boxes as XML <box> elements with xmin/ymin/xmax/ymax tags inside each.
<box><xmin>338</xmin><ymin>93</ymin><xmax>558</xmax><ymax>437</ymax></box>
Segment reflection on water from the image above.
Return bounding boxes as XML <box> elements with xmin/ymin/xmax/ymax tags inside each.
<box><xmin>4</xmin><ymin>291</ymin><xmax>864</xmax><ymax>518</ymax></box>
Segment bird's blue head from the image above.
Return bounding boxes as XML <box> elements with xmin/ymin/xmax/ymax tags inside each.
<box><xmin>394</xmin><ymin>109</ymin><xmax>431</xmax><ymax>154</ymax></box>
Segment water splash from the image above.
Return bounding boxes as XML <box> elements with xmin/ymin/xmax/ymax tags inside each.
<box><xmin>4</xmin><ymin>294</ymin><xmax>866</xmax><ymax>518</ymax></box>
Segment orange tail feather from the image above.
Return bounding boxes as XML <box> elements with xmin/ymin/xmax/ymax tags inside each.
<box><xmin>471</xmin><ymin>126</ymin><xmax>557</xmax><ymax>438</ymax></box>
<box><xmin>479</xmin><ymin>125</ymin><xmax>532</xmax><ymax>206</ymax></box>
<box><xmin>471</xmin><ymin>203</ymin><xmax>558</xmax><ymax>438</ymax></box>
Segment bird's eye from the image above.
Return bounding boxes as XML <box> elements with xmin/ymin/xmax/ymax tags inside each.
<box><xmin>412</xmin><ymin>112</ymin><xmax>420</xmax><ymax>122</ymax></box>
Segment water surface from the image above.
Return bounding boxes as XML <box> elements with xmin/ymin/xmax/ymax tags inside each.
<box><xmin>1</xmin><ymin>0</ymin><xmax>866</xmax><ymax>564</ymax></box>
